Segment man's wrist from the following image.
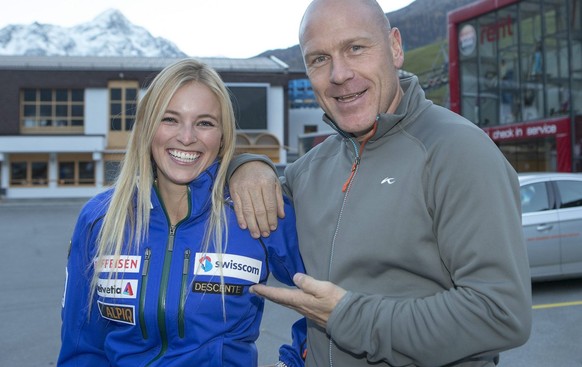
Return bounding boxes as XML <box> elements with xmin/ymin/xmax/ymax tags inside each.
<box><xmin>226</xmin><ymin>153</ymin><xmax>274</xmax><ymax>183</ymax></box>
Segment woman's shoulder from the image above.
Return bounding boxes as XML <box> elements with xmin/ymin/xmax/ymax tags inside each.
<box><xmin>78</xmin><ymin>188</ymin><xmax>114</xmax><ymax>221</ymax></box>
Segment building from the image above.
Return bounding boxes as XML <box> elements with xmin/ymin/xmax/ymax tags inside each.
<box><xmin>288</xmin><ymin>79</ymin><xmax>319</xmax><ymax>109</ymax></box>
<box><xmin>0</xmin><ymin>55</ymin><xmax>301</xmax><ymax>199</ymax></box>
<box><xmin>448</xmin><ymin>0</ymin><xmax>582</xmax><ymax>172</ymax></box>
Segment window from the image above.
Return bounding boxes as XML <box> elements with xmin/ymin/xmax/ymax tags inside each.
<box><xmin>9</xmin><ymin>155</ymin><xmax>49</xmax><ymax>186</ymax></box>
<box><xmin>520</xmin><ymin>182</ymin><xmax>550</xmax><ymax>213</ymax></box>
<box><xmin>104</xmin><ymin>154</ymin><xmax>124</xmax><ymax>186</ymax></box>
<box><xmin>109</xmin><ymin>81</ymin><xmax>138</xmax><ymax>131</ymax></box>
<box><xmin>556</xmin><ymin>180</ymin><xmax>582</xmax><ymax>208</ymax></box>
<box><xmin>499</xmin><ymin>137</ymin><xmax>556</xmax><ymax>172</ymax></box>
<box><xmin>10</xmin><ymin>162</ymin><xmax>27</xmax><ymax>185</ymax></box>
<box><xmin>20</xmin><ymin>88</ymin><xmax>84</xmax><ymax>133</ymax></box>
<box><xmin>228</xmin><ymin>85</ymin><xmax>268</xmax><ymax>130</ymax></box>
<box><xmin>456</xmin><ymin>0</ymin><xmax>579</xmax><ymax>126</ymax></box>
<box><xmin>58</xmin><ymin>154</ymin><xmax>95</xmax><ymax>186</ymax></box>
<box><xmin>304</xmin><ymin>125</ymin><xmax>318</xmax><ymax>134</ymax></box>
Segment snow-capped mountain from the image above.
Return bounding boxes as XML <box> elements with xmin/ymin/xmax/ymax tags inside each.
<box><xmin>0</xmin><ymin>9</ymin><xmax>187</xmax><ymax>57</ymax></box>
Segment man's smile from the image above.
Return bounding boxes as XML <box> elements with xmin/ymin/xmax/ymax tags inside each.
<box><xmin>336</xmin><ymin>90</ymin><xmax>366</xmax><ymax>102</ymax></box>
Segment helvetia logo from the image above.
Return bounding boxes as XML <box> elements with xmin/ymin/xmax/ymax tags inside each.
<box><xmin>96</xmin><ymin>279</ymin><xmax>138</xmax><ymax>299</ymax></box>
<box><xmin>123</xmin><ymin>281</ymin><xmax>134</xmax><ymax>296</ymax></box>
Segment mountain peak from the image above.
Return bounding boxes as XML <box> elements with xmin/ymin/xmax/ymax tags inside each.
<box><xmin>0</xmin><ymin>9</ymin><xmax>187</xmax><ymax>58</ymax></box>
<box><xmin>94</xmin><ymin>8</ymin><xmax>126</xmax><ymax>21</ymax></box>
<box><xmin>91</xmin><ymin>8</ymin><xmax>132</xmax><ymax>30</ymax></box>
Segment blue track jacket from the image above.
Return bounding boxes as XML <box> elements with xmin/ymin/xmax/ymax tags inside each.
<box><xmin>58</xmin><ymin>162</ymin><xmax>305</xmax><ymax>366</ymax></box>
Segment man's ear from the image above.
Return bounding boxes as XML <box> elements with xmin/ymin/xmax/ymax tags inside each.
<box><xmin>390</xmin><ymin>27</ymin><xmax>404</xmax><ymax>69</ymax></box>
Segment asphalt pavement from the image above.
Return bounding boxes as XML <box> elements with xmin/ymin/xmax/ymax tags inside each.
<box><xmin>1</xmin><ymin>198</ymin><xmax>582</xmax><ymax>366</ymax></box>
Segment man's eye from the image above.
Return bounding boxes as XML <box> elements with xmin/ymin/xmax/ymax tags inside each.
<box><xmin>312</xmin><ymin>56</ymin><xmax>327</xmax><ymax>65</ymax></box>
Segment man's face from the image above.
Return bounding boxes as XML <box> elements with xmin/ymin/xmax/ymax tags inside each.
<box><xmin>300</xmin><ymin>0</ymin><xmax>403</xmax><ymax>137</ymax></box>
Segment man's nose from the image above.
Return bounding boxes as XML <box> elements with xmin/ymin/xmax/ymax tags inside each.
<box><xmin>330</xmin><ymin>57</ymin><xmax>355</xmax><ymax>84</ymax></box>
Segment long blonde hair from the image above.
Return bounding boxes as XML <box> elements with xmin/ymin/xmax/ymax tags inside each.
<box><xmin>89</xmin><ymin>59</ymin><xmax>236</xmax><ymax>301</ymax></box>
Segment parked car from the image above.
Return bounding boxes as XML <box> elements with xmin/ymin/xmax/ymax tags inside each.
<box><xmin>519</xmin><ymin>172</ymin><xmax>582</xmax><ymax>281</ymax></box>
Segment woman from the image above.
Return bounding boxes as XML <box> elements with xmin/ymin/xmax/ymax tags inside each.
<box><xmin>58</xmin><ymin>59</ymin><xmax>304</xmax><ymax>367</ymax></box>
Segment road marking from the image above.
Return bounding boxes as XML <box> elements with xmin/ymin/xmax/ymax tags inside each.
<box><xmin>532</xmin><ymin>300</ymin><xmax>582</xmax><ymax>310</ymax></box>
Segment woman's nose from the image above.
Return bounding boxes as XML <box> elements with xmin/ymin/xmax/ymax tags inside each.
<box><xmin>177</xmin><ymin>123</ymin><xmax>197</xmax><ymax>144</ymax></box>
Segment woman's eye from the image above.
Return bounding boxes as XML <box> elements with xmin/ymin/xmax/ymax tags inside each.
<box><xmin>161</xmin><ymin>116</ymin><xmax>177</xmax><ymax>123</ymax></box>
<box><xmin>197</xmin><ymin>120</ymin><xmax>215</xmax><ymax>127</ymax></box>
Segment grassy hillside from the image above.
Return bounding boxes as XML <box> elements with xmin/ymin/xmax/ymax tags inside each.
<box><xmin>402</xmin><ymin>39</ymin><xmax>450</xmax><ymax>107</ymax></box>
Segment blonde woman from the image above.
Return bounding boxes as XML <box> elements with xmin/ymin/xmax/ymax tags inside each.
<box><xmin>58</xmin><ymin>59</ymin><xmax>305</xmax><ymax>367</ymax></box>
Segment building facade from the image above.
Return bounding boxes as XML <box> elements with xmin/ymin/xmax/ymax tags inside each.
<box><xmin>449</xmin><ymin>0</ymin><xmax>582</xmax><ymax>172</ymax></box>
<box><xmin>0</xmin><ymin>56</ymin><xmax>300</xmax><ymax>199</ymax></box>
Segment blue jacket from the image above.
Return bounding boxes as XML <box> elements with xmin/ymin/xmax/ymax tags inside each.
<box><xmin>58</xmin><ymin>162</ymin><xmax>305</xmax><ymax>366</ymax></box>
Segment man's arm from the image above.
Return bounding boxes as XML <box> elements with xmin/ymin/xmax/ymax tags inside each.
<box><xmin>227</xmin><ymin>154</ymin><xmax>285</xmax><ymax>238</ymax></box>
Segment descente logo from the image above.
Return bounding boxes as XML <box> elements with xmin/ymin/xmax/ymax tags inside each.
<box><xmin>194</xmin><ymin>253</ymin><xmax>262</xmax><ymax>283</ymax></box>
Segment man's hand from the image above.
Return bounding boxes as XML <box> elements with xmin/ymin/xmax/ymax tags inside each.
<box><xmin>251</xmin><ymin>273</ymin><xmax>347</xmax><ymax>328</ymax></box>
<box><xmin>230</xmin><ymin>161</ymin><xmax>285</xmax><ymax>238</ymax></box>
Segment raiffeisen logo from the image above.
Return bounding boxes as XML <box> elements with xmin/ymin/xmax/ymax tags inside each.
<box><xmin>199</xmin><ymin>255</ymin><xmax>213</xmax><ymax>272</ymax></box>
<box><xmin>96</xmin><ymin>255</ymin><xmax>141</xmax><ymax>273</ymax></box>
<box><xmin>194</xmin><ymin>253</ymin><xmax>262</xmax><ymax>283</ymax></box>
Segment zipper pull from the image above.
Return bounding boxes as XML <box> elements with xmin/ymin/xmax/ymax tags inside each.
<box><xmin>341</xmin><ymin>121</ymin><xmax>378</xmax><ymax>192</ymax></box>
<box><xmin>168</xmin><ymin>225</ymin><xmax>176</xmax><ymax>252</ymax></box>
<box><xmin>183</xmin><ymin>249</ymin><xmax>191</xmax><ymax>275</ymax></box>
<box><xmin>142</xmin><ymin>248</ymin><xmax>151</xmax><ymax>276</ymax></box>
<box><xmin>342</xmin><ymin>157</ymin><xmax>360</xmax><ymax>192</ymax></box>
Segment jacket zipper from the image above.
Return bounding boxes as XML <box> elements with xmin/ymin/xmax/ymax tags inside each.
<box><xmin>139</xmin><ymin>247</ymin><xmax>152</xmax><ymax>339</ymax></box>
<box><xmin>178</xmin><ymin>248</ymin><xmax>191</xmax><ymax>338</ymax></box>
<box><xmin>333</xmin><ymin>121</ymin><xmax>379</xmax><ymax>366</ymax></box>
<box><xmin>341</xmin><ymin>122</ymin><xmax>378</xmax><ymax>192</ymax></box>
<box><xmin>146</xmin><ymin>225</ymin><xmax>176</xmax><ymax>366</ymax></box>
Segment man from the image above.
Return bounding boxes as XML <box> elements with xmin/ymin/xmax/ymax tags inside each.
<box><xmin>229</xmin><ymin>0</ymin><xmax>532</xmax><ymax>366</ymax></box>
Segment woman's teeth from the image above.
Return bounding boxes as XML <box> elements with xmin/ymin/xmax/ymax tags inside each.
<box><xmin>169</xmin><ymin>149</ymin><xmax>200</xmax><ymax>162</ymax></box>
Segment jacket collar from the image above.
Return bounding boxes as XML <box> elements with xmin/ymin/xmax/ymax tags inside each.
<box><xmin>322</xmin><ymin>75</ymin><xmax>432</xmax><ymax>142</ymax></box>
<box><xmin>150</xmin><ymin>160</ymin><xmax>220</xmax><ymax>219</ymax></box>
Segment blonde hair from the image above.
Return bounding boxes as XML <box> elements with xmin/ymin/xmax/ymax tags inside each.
<box><xmin>89</xmin><ymin>59</ymin><xmax>236</xmax><ymax>305</ymax></box>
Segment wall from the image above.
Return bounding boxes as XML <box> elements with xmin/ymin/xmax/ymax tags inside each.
<box><xmin>287</xmin><ymin>107</ymin><xmax>330</xmax><ymax>156</ymax></box>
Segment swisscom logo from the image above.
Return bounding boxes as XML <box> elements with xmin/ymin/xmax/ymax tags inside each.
<box><xmin>195</xmin><ymin>253</ymin><xmax>262</xmax><ymax>283</ymax></box>
<box><xmin>199</xmin><ymin>255</ymin><xmax>213</xmax><ymax>271</ymax></box>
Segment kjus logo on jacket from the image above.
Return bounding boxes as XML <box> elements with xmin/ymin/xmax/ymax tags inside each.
<box><xmin>194</xmin><ymin>253</ymin><xmax>262</xmax><ymax>283</ymax></box>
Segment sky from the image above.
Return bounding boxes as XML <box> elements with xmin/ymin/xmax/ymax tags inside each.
<box><xmin>0</xmin><ymin>0</ymin><xmax>415</xmax><ymax>58</ymax></box>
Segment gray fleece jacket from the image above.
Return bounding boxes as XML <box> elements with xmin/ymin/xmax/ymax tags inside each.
<box><xmin>233</xmin><ymin>76</ymin><xmax>532</xmax><ymax>367</ymax></box>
